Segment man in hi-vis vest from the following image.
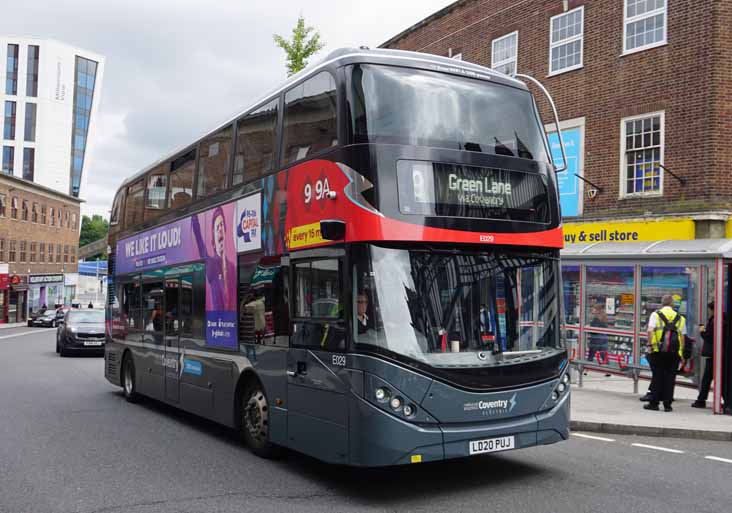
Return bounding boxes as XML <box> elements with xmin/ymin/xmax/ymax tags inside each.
<box><xmin>645</xmin><ymin>295</ymin><xmax>686</xmax><ymax>412</ymax></box>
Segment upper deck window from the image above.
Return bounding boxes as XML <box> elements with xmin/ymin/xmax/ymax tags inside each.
<box><xmin>282</xmin><ymin>72</ymin><xmax>338</xmax><ymax>166</ymax></box>
<box><xmin>169</xmin><ymin>150</ymin><xmax>195</xmax><ymax>209</ymax></box>
<box><xmin>197</xmin><ymin>124</ymin><xmax>232</xmax><ymax>198</ymax></box>
<box><xmin>348</xmin><ymin>65</ymin><xmax>549</xmax><ymax>164</ymax></box>
<box><xmin>125</xmin><ymin>180</ymin><xmax>145</xmax><ymax>228</ymax></box>
<box><xmin>233</xmin><ymin>100</ymin><xmax>278</xmax><ymax>186</ymax></box>
<box><xmin>491</xmin><ymin>32</ymin><xmax>518</xmax><ymax>76</ymax></box>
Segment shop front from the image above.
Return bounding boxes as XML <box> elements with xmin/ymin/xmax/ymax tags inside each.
<box><xmin>28</xmin><ymin>274</ymin><xmax>65</xmax><ymax>314</ymax></box>
<box><xmin>0</xmin><ymin>264</ymin><xmax>9</xmax><ymax>324</ymax></box>
<box><xmin>8</xmin><ymin>275</ymin><xmax>28</xmax><ymax>324</ymax></box>
<box><xmin>561</xmin><ymin>239</ymin><xmax>732</xmax><ymax>415</ymax></box>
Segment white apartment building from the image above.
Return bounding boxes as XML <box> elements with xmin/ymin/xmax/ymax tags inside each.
<box><xmin>1</xmin><ymin>37</ymin><xmax>104</xmax><ymax>198</ymax></box>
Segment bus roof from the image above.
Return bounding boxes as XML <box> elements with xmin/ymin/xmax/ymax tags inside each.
<box><xmin>118</xmin><ymin>47</ymin><xmax>526</xmax><ymax>190</ymax></box>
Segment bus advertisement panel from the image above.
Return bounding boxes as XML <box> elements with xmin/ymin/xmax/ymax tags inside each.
<box><xmin>116</xmin><ymin>197</ymin><xmax>262</xmax><ymax>349</ymax></box>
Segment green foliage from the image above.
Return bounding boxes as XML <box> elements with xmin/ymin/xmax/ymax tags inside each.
<box><xmin>273</xmin><ymin>16</ymin><xmax>326</xmax><ymax>76</ymax></box>
<box><xmin>79</xmin><ymin>214</ymin><xmax>109</xmax><ymax>260</ymax></box>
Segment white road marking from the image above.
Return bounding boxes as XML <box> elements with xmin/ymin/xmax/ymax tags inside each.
<box><xmin>0</xmin><ymin>330</ymin><xmax>51</xmax><ymax>340</ymax></box>
<box><xmin>573</xmin><ymin>433</ymin><xmax>616</xmax><ymax>442</ymax></box>
<box><xmin>705</xmin><ymin>456</ymin><xmax>732</xmax><ymax>464</ymax></box>
<box><xmin>632</xmin><ymin>443</ymin><xmax>684</xmax><ymax>454</ymax></box>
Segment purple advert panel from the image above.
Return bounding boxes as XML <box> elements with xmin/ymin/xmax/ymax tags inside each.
<box><xmin>116</xmin><ymin>201</ymin><xmax>240</xmax><ymax>350</ymax></box>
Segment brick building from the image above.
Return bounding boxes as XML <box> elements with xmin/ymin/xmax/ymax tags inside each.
<box><xmin>0</xmin><ymin>173</ymin><xmax>82</xmax><ymax>323</ymax></box>
<box><xmin>383</xmin><ymin>0</ymin><xmax>732</xmax><ymax>242</ymax></box>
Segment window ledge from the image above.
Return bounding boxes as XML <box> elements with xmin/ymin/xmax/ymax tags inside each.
<box><xmin>621</xmin><ymin>41</ymin><xmax>667</xmax><ymax>57</ymax></box>
<box><xmin>619</xmin><ymin>192</ymin><xmax>664</xmax><ymax>200</ymax></box>
<box><xmin>547</xmin><ymin>65</ymin><xmax>584</xmax><ymax>78</ymax></box>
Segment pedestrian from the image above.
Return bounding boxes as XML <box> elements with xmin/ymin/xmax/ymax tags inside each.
<box><xmin>88</xmin><ymin>301</ymin><xmax>94</xmax><ymax>309</ymax></box>
<box><xmin>644</xmin><ymin>295</ymin><xmax>686</xmax><ymax>412</ymax></box>
<box><xmin>692</xmin><ymin>301</ymin><xmax>729</xmax><ymax>410</ymax></box>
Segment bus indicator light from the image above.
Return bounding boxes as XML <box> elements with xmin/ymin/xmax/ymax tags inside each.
<box><xmin>410</xmin><ymin>454</ymin><xmax>422</xmax><ymax>464</ymax></box>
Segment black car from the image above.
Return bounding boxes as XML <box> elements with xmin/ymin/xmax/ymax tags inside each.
<box><xmin>33</xmin><ymin>309</ymin><xmax>59</xmax><ymax>327</ymax></box>
<box><xmin>56</xmin><ymin>309</ymin><xmax>105</xmax><ymax>356</ymax></box>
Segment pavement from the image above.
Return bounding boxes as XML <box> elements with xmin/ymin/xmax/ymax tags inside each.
<box><xmin>570</xmin><ymin>369</ymin><xmax>732</xmax><ymax>441</ymax></box>
<box><xmin>0</xmin><ymin>322</ymin><xmax>27</xmax><ymax>330</ymax></box>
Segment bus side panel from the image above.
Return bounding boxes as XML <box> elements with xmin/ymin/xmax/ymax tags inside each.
<box><xmin>136</xmin><ymin>345</ymin><xmax>165</xmax><ymax>402</ymax></box>
<box><xmin>246</xmin><ymin>344</ymin><xmax>289</xmax><ymax>447</ymax></box>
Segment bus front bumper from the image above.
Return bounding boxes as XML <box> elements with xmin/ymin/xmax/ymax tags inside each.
<box><xmin>349</xmin><ymin>390</ymin><xmax>570</xmax><ymax>467</ymax></box>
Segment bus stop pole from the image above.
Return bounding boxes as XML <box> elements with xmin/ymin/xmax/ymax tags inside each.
<box><xmin>713</xmin><ymin>258</ymin><xmax>724</xmax><ymax>414</ymax></box>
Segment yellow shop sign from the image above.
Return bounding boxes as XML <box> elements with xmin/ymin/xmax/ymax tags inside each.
<box><xmin>563</xmin><ymin>219</ymin><xmax>695</xmax><ymax>244</ymax></box>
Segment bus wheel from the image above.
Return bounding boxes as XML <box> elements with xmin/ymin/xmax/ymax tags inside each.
<box><xmin>241</xmin><ymin>384</ymin><xmax>278</xmax><ymax>458</ymax></box>
<box><xmin>122</xmin><ymin>353</ymin><xmax>139</xmax><ymax>403</ymax></box>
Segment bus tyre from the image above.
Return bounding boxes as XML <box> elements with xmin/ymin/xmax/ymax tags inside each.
<box><xmin>241</xmin><ymin>384</ymin><xmax>279</xmax><ymax>458</ymax></box>
<box><xmin>122</xmin><ymin>354</ymin><xmax>139</xmax><ymax>403</ymax></box>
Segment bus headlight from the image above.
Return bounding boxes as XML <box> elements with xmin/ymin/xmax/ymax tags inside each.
<box><xmin>390</xmin><ymin>396</ymin><xmax>403</xmax><ymax>410</ymax></box>
<box><xmin>562</xmin><ymin>373</ymin><xmax>570</xmax><ymax>385</ymax></box>
<box><xmin>551</xmin><ymin>391</ymin><xmax>559</xmax><ymax>401</ymax></box>
<box><xmin>403</xmin><ymin>404</ymin><xmax>416</xmax><ymax>417</ymax></box>
<box><xmin>557</xmin><ymin>383</ymin><xmax>566</xmax><ymax>393</ymax></box>
<box><xmin>375</xmin><ymin>387</ymin><xmax>389</xmax><ymax>402</ymax></box>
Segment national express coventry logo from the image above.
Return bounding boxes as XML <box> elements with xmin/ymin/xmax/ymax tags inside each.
<box><xmin>463</xmin><ymin>393</ymin><xmax>518</xmax><ymax>416</ymax></box>
<box><xmin>237</xmin><ymin>207</ymin><xmax>259</xmax><ymax>243</ymax></box>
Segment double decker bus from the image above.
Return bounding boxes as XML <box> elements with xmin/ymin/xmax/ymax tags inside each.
<box><xmin>105</xmin><ymin>48</ymin><xmax>569</xmax><ymax>466</ymax></box>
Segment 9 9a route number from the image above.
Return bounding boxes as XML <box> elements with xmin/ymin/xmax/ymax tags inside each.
<box><xmin>304</xmin><ymin>178</ymin><xmax>330</xmax><ymax>204</ymax></box>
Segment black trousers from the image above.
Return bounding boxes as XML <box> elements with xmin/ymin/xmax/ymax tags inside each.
<box><xmin>697</xmin><ymin>357</ymin><xmax>714</xmax><ymax>402</ymax></box>
<box><xmin>649</xmin><ymin>352</ymin><xmax>679</xmax><ymax>407</ymax></box>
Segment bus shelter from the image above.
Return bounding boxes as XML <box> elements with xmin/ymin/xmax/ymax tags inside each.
<box><xmin>561</xmin><ymin>239</ymin><xmax>732</xmax><ymax>415</ymax></box>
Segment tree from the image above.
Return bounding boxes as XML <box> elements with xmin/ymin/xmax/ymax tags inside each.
<box><xmin>79</xmin><ymin>214</ymin><xmax>109</xmax><ymax>260</ymax></box>
<box><xmin>273</xmin><ymin>16</ymin><xmax>325</xmax><ymax>76</ymax></box>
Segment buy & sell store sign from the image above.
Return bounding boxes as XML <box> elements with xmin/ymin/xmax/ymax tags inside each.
<box><xmin>563</xmin><ymin>219</ymin><xmax>695</xmax><ymax>245</ymax></box>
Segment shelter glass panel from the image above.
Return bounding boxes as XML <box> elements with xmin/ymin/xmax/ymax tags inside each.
<box><xmin>585</xmin><ymin>266</ymin><xmax>635</xmax><ymax>332</ymax></box>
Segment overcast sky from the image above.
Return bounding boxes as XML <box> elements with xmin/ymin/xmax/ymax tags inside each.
<box><xmin>2</xmin><ymin>0</ymin><xmax>452</xmax><ymax>219</ymax></box>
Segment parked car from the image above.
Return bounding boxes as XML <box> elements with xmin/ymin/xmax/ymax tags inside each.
<box><xmin>32</xmin><ymin>309</ymin><xmax>59</xmax><ymax>327</ymax></box>
<box><xmin>27</xmin><ymin>309</ymin><xmax>42</xmax><ymax>327</ymax></box>
<box><xmin>56</xmin><ymin>309</ymin><xmax>105</xmax><ymax>357</ymax></box>
<box><xmin>55</xmin><ymin>306</ymin><xmax>70</xmax><ymax>325</ymax></box>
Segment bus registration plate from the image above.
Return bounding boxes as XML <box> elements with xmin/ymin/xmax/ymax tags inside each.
<box><xmin>469</xmin><ymin>435</ymin><xmax>515</xmax><ymax>455</ymax></box>
<box><xmin>83</xmin><ymin>341</ymin><xmax>103</xmax><ymax>346</ymax></box>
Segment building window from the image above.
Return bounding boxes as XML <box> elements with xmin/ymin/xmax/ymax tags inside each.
<box><xmin>30</xmin><ymin>242</ymin><xmax>36</xmax><ymax>263</ymax></box>
<box><xmin>2</xmin><ymin>146</ymin><xmax>13</xmax><ymax>174</ymax></box>
<box><xmin>39</xmin><ymin>242</ymin><xmax>45</xmax><ymax>263</ymax></box>
<box><xmin>9</xmin><ymin>240</ymin><xmax>16</xmax><ymax>262</ymax></box>
<box><xmin>11</xmin><ymin>197</ymin><xmax>18</xmax><ymax>219</ymax></box>
<box><xmin>0</xmin><ymin>194</ymin><xmax>5</xmax><ymax>217</ymax></box>
<box><xmin>549</xmin><ymin>6</ymin><xmax>584</xmax><ymax>75</ymax></box>
<box><xmin>26</xmin><ymin>45</ymin><xmax>40</xmax><ymax>97</ymax></box>
<box><xmin>5</xmin><ymin>44</ymin><xmax>18</xmax><ymax>95</ymax></box>
<box><xmin>491</xmin><ymin>31</ymin><xmax>518</xmax><ymax>75</ymax></box>
<box><xmin>23</xmin><ymin>148</ymin><xmax>35</xmax><ymax>181</ymax></box>
<box><xmin>24</xmin><ymin>103</ymin><xmax>37</xmax><ymax>142</ymax></box>
<box><xmin>621</xmin><ymin>112</ymin><xmax>663</xmax><ymax>196</ymax></box>
<box><xmin>57</xmin><ymin>208</ymin><xmax>62</xmax><ymax>226</ymax></box>
<box><xmin>31</xmin><ymin>203</ymin><xmax>38</xmax><ymax>223</ymax></box>
<box><xmin>4</xmin><ymin>101</ymin><xmax>16</xmax><ymax>140</ymax></box>
<box><xmin>0</xmin><ymin>238</ymin><xmax>4</xmax><ymax>261</ymax></box>
<box><xmin>69</xmin><ymin>56</ymin><xmax>99</xmax><ymax>197</ymax></box>
<box><xmin>49</xmin><ymin>206</ymin><xmax>54</xmax><ymax>226</ymax></box>
<box><xmin>71</xmin><ymin>246</ymin><xmax>76</xmax><ymax>262</ymax></box>
<box><xmin>56</xmin><ymin>244</ymin><xmax>61</xmax><ymax>263</ymax></box>
<box><xmin>19</xmin><ymin>241</ymin><xmax>26</xmax><ymax>262</ymax></box>
<box><xmin>624</xmin><ymin>0</ymin><xmax>667</xmax><ymax>54</ymax></box>
<box><xmin>21</xmin><ymin>200</ymin><xmax>28</xmax><ymax>221</ymax></box>
<box><xmin>64</xmin><ymin>210</ymin><xmax>69</xmax><ymax>228</ymax></box>
<box><xmin>71</xmin><ymin>213</ymin><xmax>77</xmax><ymax>230</ymax></box>
<box><xmin>64</xmin><ymin>245</ymin><xmax>69</xmax><ymax>263</ymax></box>
<box><xmin>41</xmin><ymin>205</ymin><xmax>46</xmax><ymax>224</ymax></box>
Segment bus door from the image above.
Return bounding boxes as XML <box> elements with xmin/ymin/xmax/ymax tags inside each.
<box><xmin>286</xmin><ymin>255</ymin><xmax>349</xmax><ymax>464</ymax></box>
<box><xmin>164</xmin><ymin>277</ymin><xmax>181</xmax><ymax>403</ymax></box>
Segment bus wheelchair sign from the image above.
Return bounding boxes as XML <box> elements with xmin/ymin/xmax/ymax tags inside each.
<box><xmin>468</xmin><ymin>435</ymin><xmax>515</xmax><ymax>455</ymax></box>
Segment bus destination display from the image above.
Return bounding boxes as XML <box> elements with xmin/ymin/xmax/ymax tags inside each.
<box><xmin>396</xmin><ymin>160</ymin><xmax>549</xmax><ymax>222</ymax></box>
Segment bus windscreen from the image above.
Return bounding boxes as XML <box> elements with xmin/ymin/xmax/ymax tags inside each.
<box><xmin>348</xmin><ymin>64</ymin><xmax>550</xmax><ymax>164</ymax></box>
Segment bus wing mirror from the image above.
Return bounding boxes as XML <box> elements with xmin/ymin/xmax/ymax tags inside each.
<box><xmin>513</xmin><ymin>73</ymin><xmax>567</xmax><ymax>173</ymax></box>
<box><xmin>320</xmin><ymin>220</ymin><xmax>346</xmax><ymax>241</ymax></box>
